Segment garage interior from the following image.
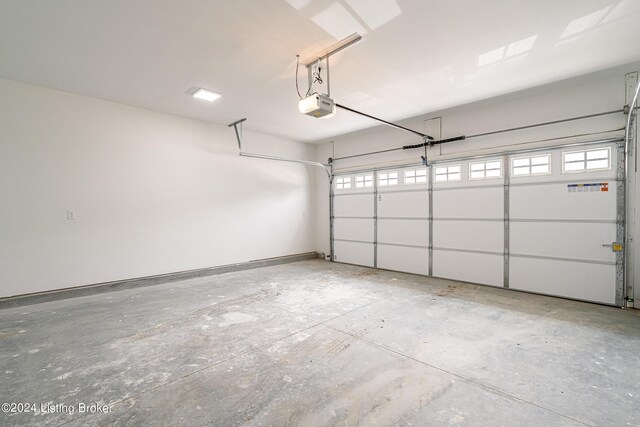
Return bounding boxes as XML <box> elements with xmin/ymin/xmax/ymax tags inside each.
<box><xmin>1</xmin><ymin>1</ymin><xmax>640</xmax><ymax>426</ymax></box>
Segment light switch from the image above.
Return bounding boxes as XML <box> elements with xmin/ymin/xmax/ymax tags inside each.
<box><xmin>67</xmin><ymin>210</ymin><xmax>76</xmax><ymax>220</ymax></box>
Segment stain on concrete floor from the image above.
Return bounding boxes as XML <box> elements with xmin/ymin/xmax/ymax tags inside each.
<box><xmin>0</xmin><ymin>260</ymin><xmax>639</xmax><ymax>426</ymax></box>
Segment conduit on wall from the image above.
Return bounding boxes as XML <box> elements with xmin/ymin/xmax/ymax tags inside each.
<box><xmin>623</xmin><ymin>80</ymin><xmax>640</xmax><ymax>305</ymax></box>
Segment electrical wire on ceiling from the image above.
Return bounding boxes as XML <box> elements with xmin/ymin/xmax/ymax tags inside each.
<box><xmin>295</xmin><ymin>55</ymin><xmax>303</xmax><ymax>99</ymax></box>
<box><xmin>312</xmin><ymin>63</ymin><xmax>323</xmax><ymax>86</ymax></box>
<box><xmin>297</xmin><ymin>58</ymin><xmax>323</xmax><ymax>98</ymax></box>
<box><xmin>305</xmin><ymin>66</ymin><xmax>315</xmax><ymax>97</ymax></box>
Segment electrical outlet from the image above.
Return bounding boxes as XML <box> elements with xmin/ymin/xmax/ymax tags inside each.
<box><xmin>67</xmin><ymin>210</ymin><xmax>76</xmax><ymax>220</ymax></box>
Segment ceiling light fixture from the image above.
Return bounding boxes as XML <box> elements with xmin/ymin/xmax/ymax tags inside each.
<box><xmin>192</xmin><ymin>88</ymin><xmax>221</xmax><ymax>102</ymax></box>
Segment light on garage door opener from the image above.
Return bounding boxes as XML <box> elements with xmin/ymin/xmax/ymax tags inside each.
<box><xmin>298</xmin><ymin>93</ymin><xmax>335</xmax><ymax>118</ymax></box>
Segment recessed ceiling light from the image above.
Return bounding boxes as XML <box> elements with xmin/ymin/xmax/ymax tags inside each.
<box><xmin>192</xmin><ymin>88</ymin><xmax>221</xmax><ymax>102</ymax></box>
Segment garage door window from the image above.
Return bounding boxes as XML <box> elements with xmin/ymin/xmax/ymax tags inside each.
<box><xmin>355</xmin><ymin>174</ymin><xmax>373</xmax><ymax>188</ymax></box>
<box><xmin>435</xmin><ymin>164</ymin><xmax>462</xmax><ymax>182</ymax></box>
<box><xmin>379</xmin><ymin>172</ymin><xmax>399</xmax><ymax>186</ymax></box>
<box><xmin>511</xmin><ymin>154</ymin><xmax>550</xmax><ymax>176</ymax></box>
<box><xmin>404</xmin><ymin>168</ymin><xmax>427</xmax><ymax>184</ymax></box>
<box><xmin>562</xmin><ymin>148</ymin><xmax>611</xmax><ymax>173</ymax></box>
<box><xmin>335</xmin><ymin>176</ymin><xmax>351</xmax><ymax>190</ymax></box>
<box><xmin>469</xmin><ymin>160</ymin><xmax>502</xmax><ymax>180</ymax></box>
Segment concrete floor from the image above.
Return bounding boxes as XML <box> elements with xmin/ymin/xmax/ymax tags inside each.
<box><xmin>1</xmin><ymin>260</ymin><xmax>639</xmax><ymax>426</ymax></box>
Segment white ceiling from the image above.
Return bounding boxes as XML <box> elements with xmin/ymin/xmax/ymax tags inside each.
<box><xmin>1</xmin><ymin>0</ymin><xmax>639</xmax><ymax>143</ymax></box>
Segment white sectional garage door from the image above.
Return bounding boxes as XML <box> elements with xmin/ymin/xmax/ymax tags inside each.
<box><xmin>331</xmin><ymin>140</ymin><xmax>623</xmax><ymax>306</ymax></box>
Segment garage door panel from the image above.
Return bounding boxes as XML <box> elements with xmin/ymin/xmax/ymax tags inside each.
<box><xmin>433</xmin><ymin>250</ymin><xmax>503</xmax><ymax>287</ymax></box>
<box><xmin>334</xmin><ymin>194</ymin><xmax>374</xmax><ymax>217</ymax></box>
<box><xmin>511</xmin><ymin>222</ymin><xmax>616</xmax><ymax>263</ymax></box>
<box><xmin>510</xmin><ymin>183</ymin><xmax>616</xmax><ymax>221</ymax></box>
<box><xmin>510</xmin><ymin>257</ymin><xmax>615</xmax><ymax>304</ymax></box>
<box><xmin>333</xmin><ymin>218</ymin><xmax>374</xmax><ymax>243</ymax></box>
<box><xmin>433</xmin><ymin>221</ymin><xmax>503</xmax><ymax>253</ymax></box>
<box><xmin>433</xmin><ymin>187</ymin><xmax>503</xmax><ymax>219</ymax></box>
<box><xmin>378</xmin><ymin>191</ymin><xmax>428</xmax><ymax>218</ymax></box>
<box><xmin>334</xmin><ymin>241</ymin><xmax>374</xmax><ymax>267</ymax></box>
<box><xmin>377</xmin><ymin>219</ymin><xmax>428</xmax><ymax>246</ymax></box>
<box><xmin>377</xmin><ymin>245</ymin><xmax>428</xmax><ymax>275</ymax></box>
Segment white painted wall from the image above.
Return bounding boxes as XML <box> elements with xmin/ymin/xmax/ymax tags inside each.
<box><xmin>0</xmin><ymin>79</ymin><xmax>316</xmax><ymax>297</ymax></box>
<box><xmin>314</xmin><ymin>70</ymin><xmax>639</xmax><ymax>306</ymax></box>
